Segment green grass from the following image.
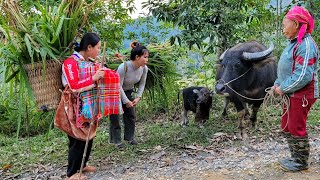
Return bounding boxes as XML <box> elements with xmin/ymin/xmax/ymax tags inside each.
<box><xmin>0</xmin><ymin>119</ymin><xmax>233</xmax><ymax>174</ymax></box>
<box><xmin>0</xmin><ymin>130</ymin><xmax>68</xmax><ymax>174</ymax></box>
<box><xmin>308</xmin><ymin>101</ymin><xmax>320</xmax><ymax>126</ymax></box>
<box><xmin>1</xmin><ymin>98</ymin><xmax>320</xmax><ymax>175</ymax></box>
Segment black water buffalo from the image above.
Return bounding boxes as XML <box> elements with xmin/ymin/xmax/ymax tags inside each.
<box><xmin>180</xmin><ymin>87</ymin><xmax>213</xmax><ymax>128</ymax></box>
<box><xmin>215</xmin><ymin>41</ymin><xmax>277</xmax><ymax>139</ymax></box>
<box><xmin>216</xmin><ymin>52</ymin><xmax>249</xmax><ymax>119</ymax></box>
<box><xmin>216</xmin><ymin>59</ymin><xmax>230</xmax><ymax>117</ymax></box>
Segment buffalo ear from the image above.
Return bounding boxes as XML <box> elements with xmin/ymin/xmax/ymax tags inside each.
<box><xmin>193</xmin><ymin>89</ymin><xmax>199</xmax><ymax>94</ymax></box>
<box><xmin>214</xmin><ymin>63</ymin><xmax>222</xmax><ymax>68</ymax></box>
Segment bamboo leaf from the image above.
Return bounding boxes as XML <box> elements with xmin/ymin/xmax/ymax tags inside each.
<box><xmin>16</xmin><ymin>74</ymin><xmax>24</xmax><ymax>139</ymax></box>
<box><xmin>40</xmin><ymin>47</ymin><xmax>48</xmax><ymax>77</ymax></box>
<box><xmin>5</xmin><ymin>69</ymin><xmax>20</xmax><ymax>83</ymax></box>
<box><xmin>51</xmin><ymin>15</ymin><xmax>65</xmax><ymax>43</ymax></box>
<box><xmin>19</xmin><ymin>61</ymin><xmax>34</xmax><ymax>101</ymax></box>
<box><xmin>24</xmin><ymin>34</ymin><xmax>34</xmax><ymax>65</ymax></box>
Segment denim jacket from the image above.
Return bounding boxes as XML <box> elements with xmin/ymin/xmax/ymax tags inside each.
<box><xmin>274</xmin><ymin>34</ymin><xmax>319</xmax><ymax>98</ymax></box>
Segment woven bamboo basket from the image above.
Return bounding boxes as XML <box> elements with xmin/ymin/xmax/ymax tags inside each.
<box><xmin>24</xmin><ymin>60</ymin><xmax>63</xmax><ymax>111</ymax></box>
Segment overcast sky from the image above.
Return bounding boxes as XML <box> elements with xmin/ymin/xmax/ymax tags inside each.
<box><xmin>131</xmin><ymin>0</ymin><xmax>148</xmax><ymax>18</ymax></box>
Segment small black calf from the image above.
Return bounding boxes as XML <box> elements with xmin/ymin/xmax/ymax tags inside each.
<box><xmin>180</xmin><ymin>86</ymin><xmax>213</xmax><ymax>128</ymax></box>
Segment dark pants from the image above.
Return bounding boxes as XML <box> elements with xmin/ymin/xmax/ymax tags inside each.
<box><xmin>109</xmin><ymin>114</ymin><xmax>122</xmax><ymax>144</ymax></box>
<box><xmin>109</xmin><ymin>90</ymin><xmax>136</xmax><ymax>143</ymax></box>
<box><xmin>67</xmin><ymin>135</ymin><xmax>93</xmax><ymax>177</ymax></box>
<box><xmin>122</xmin><ymin>90</ymin><xmax>137</xmax><ymax>141</ymax></box>
<box><xmin>122</xmin><ymin>90</ymin><xmax>136</xmax><ymax>141</ymax></box>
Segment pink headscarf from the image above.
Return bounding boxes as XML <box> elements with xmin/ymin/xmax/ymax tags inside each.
<box><xmin>285</xmin><ymin>6</ymin><xmax>314</xmax><ymax>44</ymax></box>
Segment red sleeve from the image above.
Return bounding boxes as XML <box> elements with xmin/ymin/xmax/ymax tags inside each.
<box><xmin>63</xmin><ymin>58</ymin><xmax>94</xmax><ymax>91</ymax></box>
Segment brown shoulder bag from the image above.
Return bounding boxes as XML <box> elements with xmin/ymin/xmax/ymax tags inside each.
<box><xmin>54</xmin><ymin>86</ymin><xmax>97</xmax><ymax>141</ymax></box>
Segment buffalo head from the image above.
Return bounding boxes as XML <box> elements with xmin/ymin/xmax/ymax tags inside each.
<box><xmin>215</xmin><ymin>41</ymin><xmax>274</xmax><ymax>96</ymax></box>
<box><xmin>193</xmin><ymin>87</ymin><xmax>213</xmax><ymax>104</ymax></box>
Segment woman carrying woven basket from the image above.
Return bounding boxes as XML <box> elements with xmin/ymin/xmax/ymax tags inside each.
<box><xmin>59</xmin><ymin>32</ymin><xmax>122</xmax><ymax>179</ymax></box>
<box><xmin>109</xmin><ymin>41</ymin><xmax>149</xmax><ymax>148</ymax></box>
<box><xmin>272</xmin><ymin>6</ymin><xmax>319</xmax><ymax>172</ymax></box>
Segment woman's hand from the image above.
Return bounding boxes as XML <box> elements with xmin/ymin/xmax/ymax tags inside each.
<box><xmin>92</xmin><ymin>68</ymin><xmax>105</xmax><ymax>82</ymax></box>
<box><xmin>275</xmin><ymin>86</ymin><xmax>284</xmax><ymax>96</ymax></box>
<box><xmin>132</xmin><ymin>97</ymin><xmax>141</xmax><ymax>106</ymax></box>
<box><xmin>114</xmin><ymin>52</ymin><xmax>123</xmax><ymax>60</ymax></box>
<box><xmin>126</xmin><ymin>101</ymin><xmax>134</xmax><ymax>108</ymax></box>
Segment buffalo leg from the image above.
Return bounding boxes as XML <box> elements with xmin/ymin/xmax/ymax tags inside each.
<box><xmin>237</xmin><ymin>109</ymin><xmax>248</xmax><ymax>139</ymax></box>
<box><xmin>234</xmin><ymin>101</ymin><xmax>247</xmax><ymax>139</ymax></box>
<box><xmin>180</xmin><ymin>109</ymin><xmax>189</xmax><ymax>127</ymax></box>
<box><xmin>250</xmin><ymin>102</ymin><xmax>262</xmax><ymax>128</ymax></box>
<box><xmin>195</xmin><ymin>106</ymin><xmax>206</xmax><ymax>128</ymax></box>
<box><xmin>243</xmin><ymin>102</ymin><xmax>250</xmax><ymax>119</ymax></box>
<box><xmin>222</xmin><ymin>99</ymin><xmax>248</xmax><ymax>121</ymax></box>
<box><xmin>196</xmin><ymin>119</ymin><xmax>205</xmax><ymax>129</ymax></box>
<box><xmin>222</xmin><ymin>97</ymin><xmax>229</xmax><ymax>118</ymax></box>
<box><xmin>195</xmin><ymin>116</ymin><xmax>206</xmax><ymax>129</ymax></box>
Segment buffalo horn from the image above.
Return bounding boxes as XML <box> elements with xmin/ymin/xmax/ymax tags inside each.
<box><xmin>242</xmin><ymin>42</ymin><xmax>274</xmax><ymax>61</ymax></box>
<box><xmin>219</xmin><ymin>48</ymin><xmax>229</xmax><ymax>60</ymax></box>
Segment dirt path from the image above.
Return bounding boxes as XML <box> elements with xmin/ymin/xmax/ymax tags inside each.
<box><xmin>87</xmin><ymin>135</ymin><xmax>320</xmax><ymax>180</ymax></box>
<box><xmin>7</xmin><ymin>134</ymin><xmax>320</xmax><ymax>180</ymax></box>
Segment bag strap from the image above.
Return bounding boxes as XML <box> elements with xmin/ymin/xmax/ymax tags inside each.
<box><xmin>122</xmin><ymin>61</ymin><xmax>128</xmax><ymax>82</ymax></box>
<box><xmin>124</xmin><ymin>61</ymin><xmax>128</xmax><ymax>73</ymax></box>
<box><xmin>62</xmin><ymin>86</ymin><xmax>80</xmax><ymax>123</ymax></box>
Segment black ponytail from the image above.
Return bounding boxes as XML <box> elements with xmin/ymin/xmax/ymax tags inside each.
<box><xmin>73</xmin><ymin>42</ymin><xmax>81</xmax><ymax>52</ymax></box>
<box><xmin>130</xmin><ymin>41</ymin><xmax>148</xmax><ymax>61</ymax></box>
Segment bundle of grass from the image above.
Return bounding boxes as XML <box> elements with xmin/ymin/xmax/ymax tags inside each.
<box><xmin>107</xmin><ymin>42</ymin><xmax>180</xmax><ymax>116</ymax></box>
<box><xmin>0</xmin><ymin>0</ymin><xmax>94</xmax><ymax>110</ymax></box>
<box><xmin>0</xmin><ymin>0</ymin><xmax>95</xmax><ymax>137</ymax></box>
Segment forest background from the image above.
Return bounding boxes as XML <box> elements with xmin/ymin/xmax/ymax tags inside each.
<box><xmin>0</xmin><ymin>0</ymin><xmax>319</xmax><ymax>177</ymax></box>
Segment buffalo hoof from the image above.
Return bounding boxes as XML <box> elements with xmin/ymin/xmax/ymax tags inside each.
<box><xmin>236</xmin><ymin>131</ymin><xmax>248</xmax><ymax>140</ymax></box>
<box><xmin>222</xmin><ymin>116</ymin><xmax>230</xmax><ymax>121</ymax></box>
<box><xmin>242</xmin><ymin>131</ymin><xmax>248</xmax><ymax>140</ymax></box>
<box><xmin>222</xmin><ymin>112</ymin><xmax>228</xmax><ymax>117</ymax></box>
<box><xmin>181</xmin><ymin>122</ymin><xmax>189</xmax><ymax>128</ymax></box>
<box><xmin>250</xmin><ymin>124</ymin><xmax>257</xmax><ymax>129</ymax></box>
<box><xmin>236</xmin><ymin>132</ymin><xmax>242</xmax><ymax>139</ymax></box>
<box><xmin>249</xmin><ymin>121</ymin><xmax>257</xmax><ymax>129</ymax></box>
<box><xmin>198</xmin><ymin>124</ymin><xmax>204</xmax><ymax>129</ymax></box>
<box><xmin>245</xmin><ymin>110</ymin><xmax>250</xmax><ymax>118</ymax></box>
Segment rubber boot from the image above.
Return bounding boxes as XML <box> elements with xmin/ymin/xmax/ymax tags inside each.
<box><xmin>278</xmin><ymin>132</ymin><xmax>297</xmax><ymax>165</ymax></box>
<box><xmin>109</xmin><ymin>114</ymin><xmax>124</xmax><ymax>149</ymax></box>
<box><xmin>280</xmin><ymin>136</ymin><xmax>309</xmax><ymax>171</ymax></box>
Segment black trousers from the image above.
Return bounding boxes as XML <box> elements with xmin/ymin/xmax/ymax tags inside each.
<box><xmin>123</xmin><ymin>90</ymin><xmax>137</xmax><ymax>141</ymax></box>
<box><xmin>109</xmin><ymin>90</ymin><xmax>137</xmax><ymax>142</ymax></box>
<box><xmin>109</xmin><ymin>114</ymin><xmax>122</xmax><ymax>144</ymax></box>
<box><xmin>67</xmin><ymin>135</ymin><xmax>93</xmax><ymax>177</ymax></box>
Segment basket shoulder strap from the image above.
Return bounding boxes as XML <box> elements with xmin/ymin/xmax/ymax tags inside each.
<box><xmin>123</xmin><ymin>62</ymin><xmax>128</xmax><ymax>82</ymax></box>
<box><xmin>124</xmin><ymin>61</ymin><xmax>128</xmax><ymax>73</ymax></box>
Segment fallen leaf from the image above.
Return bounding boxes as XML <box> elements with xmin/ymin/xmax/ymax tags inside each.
<box><xmin>160</xmin><ymin>158</ymin><xmax>173</xmax><ymax>167</ymax></box>
<box><xmin>184</xmin><ymin>159</ymin><xmax>195</xmax><ymax>164</ymax></box>
<box><xmin>1</xmin><ymin>164</ymin><xmax>12</xmax><ymax>170</ymax></box>
<box><xmin>203</xmin><ymin>149</ymin><xmax>216</xmax><ymax>155</ymax></box>
<box><xmin>149</xmin><ymin>151</ymin><xmax>166</xmax><ymax>161</ymax></box>
<box><xmin>205</xmin><ymin>156</ymin><xmax>216</xmax><ymax>162</ymax></box>
<box><xmin>185</xmin><ymin>145</ymin><xmax>198</xmax><ymax>150</ymax></box>
<box><xmin>49</xmin><ymin>176</ymin><xmax>62</xmax><ymax>179</ymax></box>
<box><xmin>213</xmin><ymin>132</ymin><xmax>226</xmax><ymax>138</ymax></box>
<box><xmin>185</xmin><ymin>145</ymin><xmax>203</xmax><ymax>151</ymax></box>
<box><xmin>138</xmin><ymin>149</ymin><xmax>149</xmax><ymax>153</ymax></box>
<box><xmin>154</xmin><ymin>145</ymin><xmax>162</xmax><ymax>151</ymax></box>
